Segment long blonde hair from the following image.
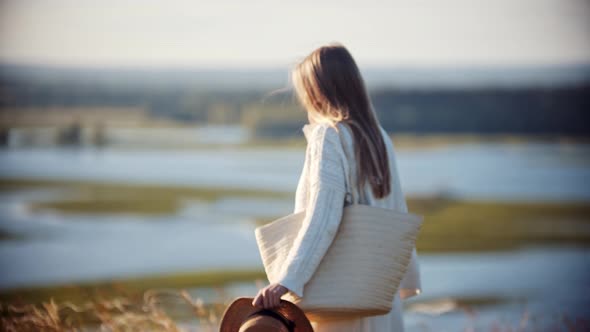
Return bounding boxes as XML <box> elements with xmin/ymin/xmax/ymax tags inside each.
<box><xmin>290</xmin><ymin>43</ymin><xmax>391</xmax><ymax>199</ymax></box>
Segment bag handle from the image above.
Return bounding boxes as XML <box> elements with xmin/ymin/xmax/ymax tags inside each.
<box><xmin>335</xmin><ymin>123</ymin><xmax>359</xmax><ymax>206</ymax></box>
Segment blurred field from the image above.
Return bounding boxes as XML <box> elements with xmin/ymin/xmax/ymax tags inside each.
<box><xmin>2</xmin><ymin>178</ymin><xmax>588</xmax><ymax>253</ymax></box>
<box><xmin>0</xmin><ymin>178</ymin><xmax>288</xmax><ymax>216</ymax></box>
<box><xmin>1</xmin><ymin>132</ymin><xmax>589</xmax><ymax>330</ymax></box>
<box><xmin>1</xmin><ymin>177</ymin><xmax>589</xmax><ymax>331</ymax></box>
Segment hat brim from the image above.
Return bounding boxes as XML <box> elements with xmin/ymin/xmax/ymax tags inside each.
<box><xmin>220</xmin><ymin>297</ymin><xmax>314</xmax><ymax>332</ymax></box>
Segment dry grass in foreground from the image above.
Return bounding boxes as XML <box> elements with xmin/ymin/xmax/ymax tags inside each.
<box><xmin>2</xmin><ymin>289</ymin><xmax>589</xmax><ymax>332</ymax></box>
<box><xmin>0</xmin><ymin>288</ymin><xmax>224</xmax><ymax>332</ymax></box>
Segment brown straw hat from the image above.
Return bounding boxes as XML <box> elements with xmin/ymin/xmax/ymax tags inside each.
<box><xmin>219</xmin><ymin>297</ymin><xmax>314</xmax><ymax>332</ymax></box>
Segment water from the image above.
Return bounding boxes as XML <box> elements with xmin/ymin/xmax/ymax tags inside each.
<box><xmin>1</xmin><ymin>142</ymin><xmax>589</xmax><ymax>330</ymax></box>
<box><xmin>0</xmin><ymin>142</ymin><xmax>589</xmax><ymax>288</ymax></box>
<box><xmin>0</xmin><ymin>142</ymin><xmax>589</xmax><ymax>201</ymax></box>
<box><xmin>0</xmin><ymin>188</ymin><xmax>262</xmax><ymax>288</ymax></box>
<box><xmin>1</xmin><ymin>186</ymin><xmax>588</xmax><ymax>330</ymax></box>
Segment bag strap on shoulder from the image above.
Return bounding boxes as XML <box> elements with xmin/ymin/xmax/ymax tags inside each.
<box><xmin>335</xmin><ymin>123</ymin><xmax>358</xmax><ymax>206</ymax></box>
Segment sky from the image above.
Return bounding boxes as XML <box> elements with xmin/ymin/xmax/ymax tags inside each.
<box><xmin>0</xmin><ymin>0</ymin><xmax>589</xmax><ymax>68</ymax></box>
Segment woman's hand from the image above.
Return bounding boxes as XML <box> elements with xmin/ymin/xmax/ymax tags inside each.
<box><xmin>252</xmin><ymin>283</ymin><xmax>289</xmax><ymax>309</ymax></box>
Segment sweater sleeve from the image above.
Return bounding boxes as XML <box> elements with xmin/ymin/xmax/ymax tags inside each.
<box><xmin>275</xmin><ymin>124</ymin><xmax>347</xmax><ymax>298</ymax></box>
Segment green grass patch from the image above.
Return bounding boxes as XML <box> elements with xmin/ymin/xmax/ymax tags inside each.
<box><xmin>0</xmin><ymin>177</ymin><xmax>292</xmax><ymax>215</ymax></box>
<box><xmin>32</xmin><ymin>198</ymin><xmax>180</xmax><ymax>215</ymax></box>
<box><xmin>407</xmin><ymin>196</ymin><xmax>590</xmax><ymax>252</ymax></box>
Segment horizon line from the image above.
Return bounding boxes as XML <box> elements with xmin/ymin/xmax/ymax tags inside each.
<box><xmin>2</xmin><ymin>59</ymin><xmax>590</xmax><ymax>72</ymax></box>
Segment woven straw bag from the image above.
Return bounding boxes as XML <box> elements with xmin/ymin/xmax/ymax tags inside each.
<box><xmin>254</xmin><ymin>125</ymin><xmax>424</xmax><ymax>322</ymax></box>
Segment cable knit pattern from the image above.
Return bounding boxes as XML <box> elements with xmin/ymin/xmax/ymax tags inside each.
<box><xmin>277</xmin><ymin>121</ymin><xmax>422</xmax><ymax>332</ymax></box>
<box><xmin>276</xmin><ymin>123</ymin><xmax>347</xmax><ymax>297</ymax></box>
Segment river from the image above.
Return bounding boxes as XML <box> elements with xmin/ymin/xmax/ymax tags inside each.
<box><xmin>0</xmin><ymin>142</ymin><xmax>589</xmax><ymax>330</ymax></box>
<box><xmin>0</xmin><ymin>142</ymin><xmax>589</xmax><ymax>201</ymax></box>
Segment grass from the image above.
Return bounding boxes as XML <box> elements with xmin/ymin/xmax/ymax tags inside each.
<box><xmin>2</xmin><ymin>177</ymin><xmax>589</xmax><ymax>252</ymax></box>
<box><xmin>0</xmin><ymin>284</ymin><xmax>228</xmax><ymax>331</ymax></box>
<box><xmin>0</xmin><ymin>178</ymin><xmax>291</xmax><ymax>216</ymax></box>
<box><xmin>0</xmin><ymin>269</ymin><xmax>266</xmax><ymax>306</ymax></box>
<box><xmin>2</xmin><ymin>288</ymin><xmax>588</xmax><ymax>331</ymax></box>
<box><xmin>0</xmin><ymin>271</ymin><xmax>267</xmax><ymax>330</ymax></box>
<box><xmin>406</xmin><ymin>196</ymin><xmax>590</xmax><ymax>252</ymax></box>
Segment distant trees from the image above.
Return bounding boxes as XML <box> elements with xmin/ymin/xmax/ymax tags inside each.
<box><xmin>1</xmin><ymin>67</ymin><xmax>588</xmax><ymax>137</ymax></box>
<box><xmin>370</xmin><ymin>85</ymin><xmax>590</xmax><ymax>135</ymax></box>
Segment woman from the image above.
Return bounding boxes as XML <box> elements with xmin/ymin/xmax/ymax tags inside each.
<box><xmin>253</xmin><ymin>43</ymin><xmax>422</xmax><ymax>331</ymax></box>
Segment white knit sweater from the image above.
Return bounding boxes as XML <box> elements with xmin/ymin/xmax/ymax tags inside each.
<box><xmin>275</xmin><ymin>121</ymin><xmax>422</xmax><ymax>307</ymax></box>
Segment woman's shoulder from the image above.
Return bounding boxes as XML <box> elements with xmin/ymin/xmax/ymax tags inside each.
<box><xmin>302</xmin><ymin>123</ymin><xmax>350</xmax><ymax>169</ymax></box>
<box><xmin>302</xmin><ymin>122</ymin><xmax>344</xmax><ymax>146</ymax></box>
